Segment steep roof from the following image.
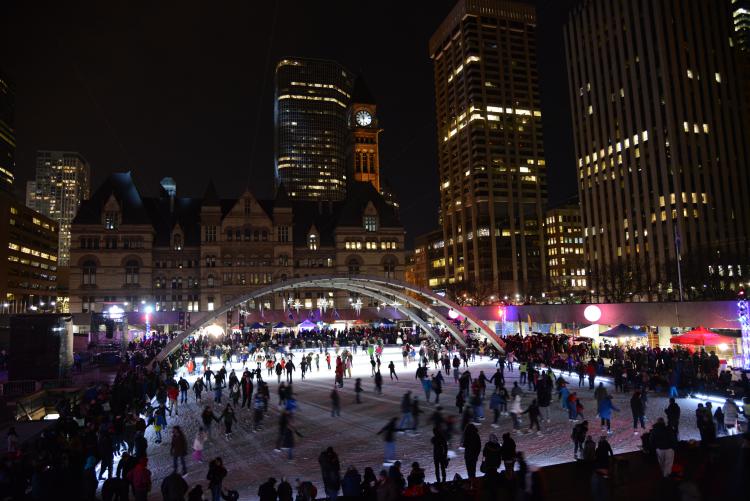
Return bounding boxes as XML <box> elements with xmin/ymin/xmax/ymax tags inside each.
<box><xmin>202</xmin><ymin>180</ymin><xmax>220</xmax><ymax>206</ymax></box>
<box><xmin>143</xmin><ymin>197</ymin><xmax>202</xmax><ymax>246</ymax></box>
<box><xmin>73</xmin><ymin>172</ymin><xmax>151</xmax><ymax>225</ymax></box>
<box><xmin>336</xmin><ymin>181</ymin><xmax>401</xmax><ymax>228</ymax></box>
<box><xmin>351</xmin><ymin>75</ymin><xmax>375</xmax><ymax>104</ymax></box>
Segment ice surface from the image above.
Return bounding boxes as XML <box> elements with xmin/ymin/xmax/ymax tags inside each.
<box><xmin>98</xmin><ymin>346</ymin><xmax>707</xmax><ymax>499</ymax></box>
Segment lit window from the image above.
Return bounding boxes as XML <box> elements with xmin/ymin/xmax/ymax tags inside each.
<box><xmin>308</xmin><ymin>234</ymin><xmax>318</xmax><ymax>250</ymax></box>
<box><xmin>363</xmin><ymin>215</ymin><xmax>377</xmax><ymax>232</ymax></box>
<box><xmin>687</xmin><ymin>69</ymin><xmax>694</xmax><ymax>79</ymax></box>
<box><xmin>715</xmin><ymin>72</ymin><xmax>721</xmax><ymax>83</ymax></box>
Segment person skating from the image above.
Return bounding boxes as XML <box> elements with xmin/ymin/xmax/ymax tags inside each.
<box><xmin>330</xmin><ymin>386</ymin><xmax>341</xmax><ymax>417</ymax></box>
<box><xmin>597</xmin><ymin>395</ymin><xmax>619</xmax><ymax>434</ymax></box>
<box><xmin>374</xmin><ymin>370</ymin><xmax>383</xmax><ymax>395</ymax></box>
<box><xmin>318</xmin><ymin>446</ymin><xmax>341</xmax><ymax>500</ymax></box>
<box><xmin>388</xmin><ymin>360</ymin><xmax>398</xmax><ymax>381</ymax></box>
<box><xmin>201</xmin><ymin>406</ymin><xmax>217</xmax><ymax>441</ymax></box>
<box><xmin>207</xmin><ymin>457</ymin><xmax>227</xmax><ymax>501</ymax></box>
<box><xmin>377</xmin><ymin>417</ymin><xmax>400</xmax><ymax>463</ymax></box>
<box><xmin>398</xmin><ymin>391</ymin><xmax>414</xmax><ymax>430</ymax></box>
<box><xmin>219</xmin><ymin>404</ymin><xmax>237</xmax><ymax>439</ymax></box>
<box><xmin>170</xmin><ymin>426</ymin><xmax>188</xmax><ymax>475</ymax></box>
<box><xmin>127</xmin><ymin>457</ymin><xmax>152</xmax><ymax>501</ymax></box>
<box><xmin>522</xmin><ymin>398</ymin><xmax>543</xmax><ymax>435</ymax></box>
<box><xmin>630</xmin><ymin>391</ymin><xmax>646</xmax><ymax>434</ymax></box>
<box><xmin>571</xmin><ymin>420</ymin><xmax>588</xmax><ymax>459</ymax></box>
<box><xmin>355</xmin><ymin>378</ymin><xmax>363</xmax><ymax>404</ymax></box>
<box><xmin>431</xmin><ymin>426</ymin><xmax>449</xmax><ymax>483</ymax></box>
<box><xmin>193</xmin><ymin>378</ymin><xmax>205</xmax><ymax>402</ymax></box>
<box><xmin>509</xmin><ymin>394</ymin><xmax>522</xmax><ymax>433</ymax></box>
<box><xmin>462</xmin><ymin>422</ymin><xmax>481</xmax><ymax>479</ymax></box>
<box><xmin>500</xmin><ymin>432</ymin><xmax>517</xmax><ymax>473</ymax></box>
<box><xmin>482</xmin><ymin>433</ymin><xmax>503</xmax><ymax>474</ymax></box>
<box><xmin>193</xmin><ymin>427</ymin><xmax>207</xmax><ymax>463</ymax></box>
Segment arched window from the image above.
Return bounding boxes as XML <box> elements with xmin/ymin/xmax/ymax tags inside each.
<box><xmin>347</xmin><ymin>257</ymin><xmax>360</xmax><ymax>275</ymax></box>
<box><xmin>253</xmin><ymin>230</ymin><xmax>260</xmax><ymax>241</ymax></box>
<box><xmin>173</xmin><ymin>234</ymin><xmax>183</xmax><ymax>250</ymax></box>
<box><xmin>225</xmin><ymin>228</ymin><xmax>233</xmax><ymax>241</ymax></box>
<box><xmin>125</xmin><ymin>260</ymin><xmax>139</xmax><ymax>284</ymax></box>
<box><xmin>261</xmin><ymin>230</ymin><xmax>268</xmax><ymax>241</ymax></box>
<box><xmin>82</xmin><ymin>260</ymin><xmax>96</xmax><ymax>285</ymax></box>
<box><xmin>308</xmin><ymin>234</ymin><xmax>318</xmax><ymax>250</ymax></box>
<box><xmin>244</xmin><ymin>228</ymin><xmax>251</xmax><ymax>241</ymax></box>
<box><xmin>383</xmin><ymin>256</ymin><xmax>397</xmax><ymax>279</ymax></box>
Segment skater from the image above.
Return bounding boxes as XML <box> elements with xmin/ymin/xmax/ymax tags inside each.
<box><xmin>456</xmin><ymin>391</ymin><xmax>465</xmax><ymax>415</ymax></box>
<box><xmin>377</xmin><ymin>417</ymin><xmax>399</xmax><ymax>463</ymax></box>
<box><xmin>431</xmin><ymin>427</ymin><xmax>449</xmax><ymax>483</ymax></box>
<box><xmin>193</xmin><ymin>427</ymin><xmax>207</xmax><ymax>463</ymax></box>
<box><xmin>665</xmin><ymin>398</ymin><xmax>681</xmax><ymax>437</ymax></box>
<box><xmin>571</xmin><ymin>420</ymin><xmax>588</xmax><ymax>459</ymax></box>
<box><xmin>201</xmin><ymin>406</ymin><xmax>217</xmax><ymax>441</ymax></box>
<box><xmin>207</xmin><ymin>457</ymin><xmax>227</xmax><ymax>501</ymax></box>
<box><xmin>170</xmin><ymin>426</ymin><xmax>188</xmax><ymax>475</ymax></box>
<box><xmin>193</xmin><ymin>378</ymin><xmax>205</xmax><ymax>402</ymax></box>
<box><xmin>219</xmin><ymin>404</ymin><xmax>237</xmax><ymax>439</ymax></box>
<box><xmin>630</xmin><ymin>391</ymin><xmax>646</xmax><ymax>433</ymax></box>
<box><xmin>509</xmin><ymin>394</ymin><xmax>522</xmax><ymax>432</ymax></box>
<box><xmin>252</xmin><ymin>393</ymin><xmax>265</xmax><ymax>432</ymax></box>
<box><xmin>597</xmin><ymin>395</ymin><xmax>618</xmax><ymax>434</ymax></box>
<box><xmin>374</xmin><ymin>370</ymin><xmax>383</xmax><ymax>395</ymax></box>
<box><xmin>462</xmin><ymin>422</ymin><xmax>481</xmax><ymax>479</ymax></box>
<box><xmin>399</xmin><ymin>392</ymin><xmax>414</xmax><ymax>430</ymax></box>
<box><xmin>330</xmin><ymin>387</ymin><xmax>341</xmax><ymax>417</ymax></box>
<box><xmin>388</xmin><ymin>361</ymin><xmax>398</xmax><ymax>381</ymax></box>
<box><xmin>355</xmin><ymin>378</ymin><xmax>363</xmax><ymax>404</ymax></box>
<box><xmin>178</xmin><ymin>377</ymin><xmax>189</xmax><ymax>404</ymax></box>
<box><xmin>522</xmin><ymin>398</ymin><xmax>542</xmax><ymax>435</ymax></box>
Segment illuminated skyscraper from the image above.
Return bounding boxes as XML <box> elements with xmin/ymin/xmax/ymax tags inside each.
<box><xmin>565</xmin><ymin>0</ymin><xmax>750</xmax><ymax>300</ymax></box>
<box><xmin>429</xmin><ymin>0</ymin><xmax>547</xmax><ymax>297</ymax></box>
<box><xmin>274</xmin><ymin>58</ymin><xmax>354</xmax><ymax>201</ymax></box>
<box><xmin>27</xmin><ymin>151</ymin><xmax>90</xmax><ymax>266</ymax></box>
<box><xmin>0</xmin><ymin>69</ymin><xmax>15</xmax><ymax>192</ymax></box>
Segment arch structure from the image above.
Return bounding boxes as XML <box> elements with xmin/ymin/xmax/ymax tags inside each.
<box><xmin>155</xmin><ymin>274</ymin><xmax>504</xmax><ymax>362</ymax></box>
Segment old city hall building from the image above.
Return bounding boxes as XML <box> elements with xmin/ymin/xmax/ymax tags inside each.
<box><xmin>69</xmin><ymin>172</ymin><xmax>405</xmax><ymax>316</ymax></box>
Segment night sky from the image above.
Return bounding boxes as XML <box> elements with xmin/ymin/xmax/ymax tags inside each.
<box><xmin>1</xmin><ymin>0</ymin><xmax>576</xmax><ymax>245</ymax></box>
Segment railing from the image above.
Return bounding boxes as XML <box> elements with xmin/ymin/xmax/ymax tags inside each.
<box><xmin>0</xmin><ymin>378</ymin><xmax>74</xmax><ymax>398</ymax></box>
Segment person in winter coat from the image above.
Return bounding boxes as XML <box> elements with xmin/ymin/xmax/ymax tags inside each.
<box><xmin>723</xmin><ymin>398</ymin><xmax>740</xmax><ymax>435</ymax></box>
<box><xmin>499</xmin><ymin>432</ymin><xmax>516</xmax><ymax>473</ymax></box>
<box><xmin>207</xmin><ymin>457</ymin><xmax>227</xmax><ymax>501</ymax></box>
<box><xmin>583</xmin><ymin>435</ymin><xmax>597</xmax><ymax>462</ymax></box>
<box><xmin>630</xmin><ymin>391</ymin><xmax>646</xmax><ymax>433</ymax></box>
<box><xmin>193</xmin><ymin>427</ymin><xmax>207</xmax><ymax>463</ymax></box>
<box><xmin>462</xmin><ymin>422</ymin><xmax>482</xmax><ymax>478</ymax></box>
<box><xmin>572</xmin><ymin>421</ymin><xmax>589</xmax><ymax>459</ymax></box>
<box><xmin>522</xmin><ymin>399</ymin><xmax>542</xmax><ymax>435</ymax></box>
<box><xmin>257</xmin><ymin>477</ymin><xmax>277</xmax><ymax>501</ymax></box>
<box><xmin>431</xmin><ymin>426</ymin><xmax>449</xmax><ymax>483</ymax></box>
<box><xmin>318</xmin><ymin>446</ymin><xmax>342</xmax><ymax>499</ymax></box>
<box><xmin>649</xmin><ymin>418</ymin><xmax>677</xmax><ymax>477</ymax></box>
<box><xmin>341</xmin><ymin>466</ymin><xmax>363</xmax><ymax>497</ymax></box>
<box><xmin>97</xmin><ymin>429</ymin><xmax>115</xmax><ymax>479</ymax></box>
<box><xmin>274</xmin><ymin>479</ymin><xmax>291</xmax><ymax>501</ymax></box>
<box><xmin>377</xmin><ymin>417</ymin><xmax>399</xmax><ymax>462</ymax></box>
<box><xmin>482</xmin><ymin>433</ymin><xmax>503</xmax><ymax>474</ymax></box>
<box><xmin>509</xmin><ymin>394</ymin><xmax>523</xmax><ymax>431</ymax></box>
<box><xmin>594</xmin><ymin>436</ymin><xmax>613</xmax><ymax>470</ymax></box>
<box><xmin>597</xmin><ymin>395</ymin><xmax>619</xmax><ymax>433</ymax></box>
<box><xmin>161</xmin><ymin>471</ymin><xmax>189</xmax><ymax>501</ymax></box>
<box><xmin>664</xmin><ymin>398</ymin><xmax>681</xmax><ymax>437</ymax></box>
<box><xmin>127</xmin><ymin>457</ymin><xmax>152</xmax><ymax>501</ymax></box>
<box><xmin>170</xmin><ymin>426</ymin><xmax>188</xmax><ymax>475</ymax></box>
<box><xmin>219</xmin><ymin>404</ymin><xmax>237</xmax><ymax>438</ymax></box>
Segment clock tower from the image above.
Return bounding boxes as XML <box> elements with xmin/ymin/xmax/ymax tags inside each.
<box><xmin>348</xmin><ymin>78</ymin><xmax>381</xmax><ymax>192</ymax></box>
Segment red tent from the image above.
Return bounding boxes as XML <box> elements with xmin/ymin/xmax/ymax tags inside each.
<box><xmin>670</xmin><ymin>326</ymin><xmax>736</xmax><ymax>346</ymax></box>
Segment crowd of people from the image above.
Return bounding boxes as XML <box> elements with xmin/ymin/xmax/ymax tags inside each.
<box><xmin>2</xmin><ymin>324</ymin><xmax>749</xmax><ymax>500</ymax></box>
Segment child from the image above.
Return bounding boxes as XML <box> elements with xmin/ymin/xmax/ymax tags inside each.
<box><xmin>193</xmin><ymin>427</ymin><xmax>207</xmax><ymax>462</ymax></box>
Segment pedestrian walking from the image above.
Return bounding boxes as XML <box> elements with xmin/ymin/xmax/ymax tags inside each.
<box><xmin>388</xmin><ymin>361</ymin><xmax>398</xmax><ymax>381</ymax></box>
<box><xmin>431</xmin><ymin>427</ymin><xmax>449</xmax><ymax>483</ymax></box>
<box><xmin>462</xmin><ymin>422</ymin><xmax>481</xmax><ymax>479</ymax></box>
<box><xmin>170</xmin><ymin>426</ymin><xmax>188</xmax><ymax>475</ymax></box>
<box><xmin>207</xmin><ymin>457</ymin><xmax>227</xmax><ymax>501</ymax></box>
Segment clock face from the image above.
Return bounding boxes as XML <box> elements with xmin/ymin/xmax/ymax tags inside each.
<box><xmin>355</xmin><ymin>109</ymin><xmax>372</xmax><ymax>127</ymax></box>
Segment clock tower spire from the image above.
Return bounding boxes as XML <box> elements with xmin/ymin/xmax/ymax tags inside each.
<box><xmin>348</xmin><ymin>77</ymin><xmax>381</xmax><ymax>192</ymax></box>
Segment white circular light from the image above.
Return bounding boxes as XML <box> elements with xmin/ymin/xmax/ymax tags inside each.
<box><xmin>583</xmin><ymin>305</ymin><xmax>602</xmax><ymax>323</ymax></box>
<box><xmin>448</xmin><ymin>309</ymin><xmax>459</xmax><ymax>320</ymax></box>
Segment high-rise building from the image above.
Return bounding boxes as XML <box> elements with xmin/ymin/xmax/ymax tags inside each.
<box><xmin>565</xmin><ymin>0</ymin><xmax>750</xmax><ymax>301</ymax></box>
<box><xmin>733</xmin><ymin>0</ymin><xmax>750</xmax><ymax>50</ymax></box>
<box><xmin>0</xmin><ymin>70</ymin><xmax>15</xmax><ymax>192</ymax></box>
<box><xmin>274</xmin><ymin>58</ymin><xmax>354</xmax><ymax>201</ymax></box>
<box><xmin>348</xmin><ymin>78</ymin><xmax>381</xmax><ymax>193</ymax></box>
<box><xmin>0</xmin><ymin>190</ymin><xmax>59</xmax><ymax>312</ymax></box>
<box><xmin>544</xmin><ymin>203</ymin><xmax>586</xmax><ymax>300</ymax></box>
<box><xmin>429</xmin><ymin>0</ymin><xmax>547</xmax><ymax>298</ymax></box>
<box><xmin>27</xmin><ymin>151</ymin><xmax>90</xmax><ymax>266</ymax></box>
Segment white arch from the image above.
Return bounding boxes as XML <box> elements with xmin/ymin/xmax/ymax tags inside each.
<box><xmin>155</xmin><ymin>274</ymin><xmax>504</xmax><ymax>362</ymax></box>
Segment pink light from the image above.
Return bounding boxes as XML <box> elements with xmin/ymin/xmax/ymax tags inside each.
<box><xmin>584</xmin><ymin>305</ymin><xmax>602</xmax><ymax>323</ymax></box>
<box><xmin>497</xmin><ymin>306</ymin><xmax>505</xmax><ymax>319</ymax></box>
